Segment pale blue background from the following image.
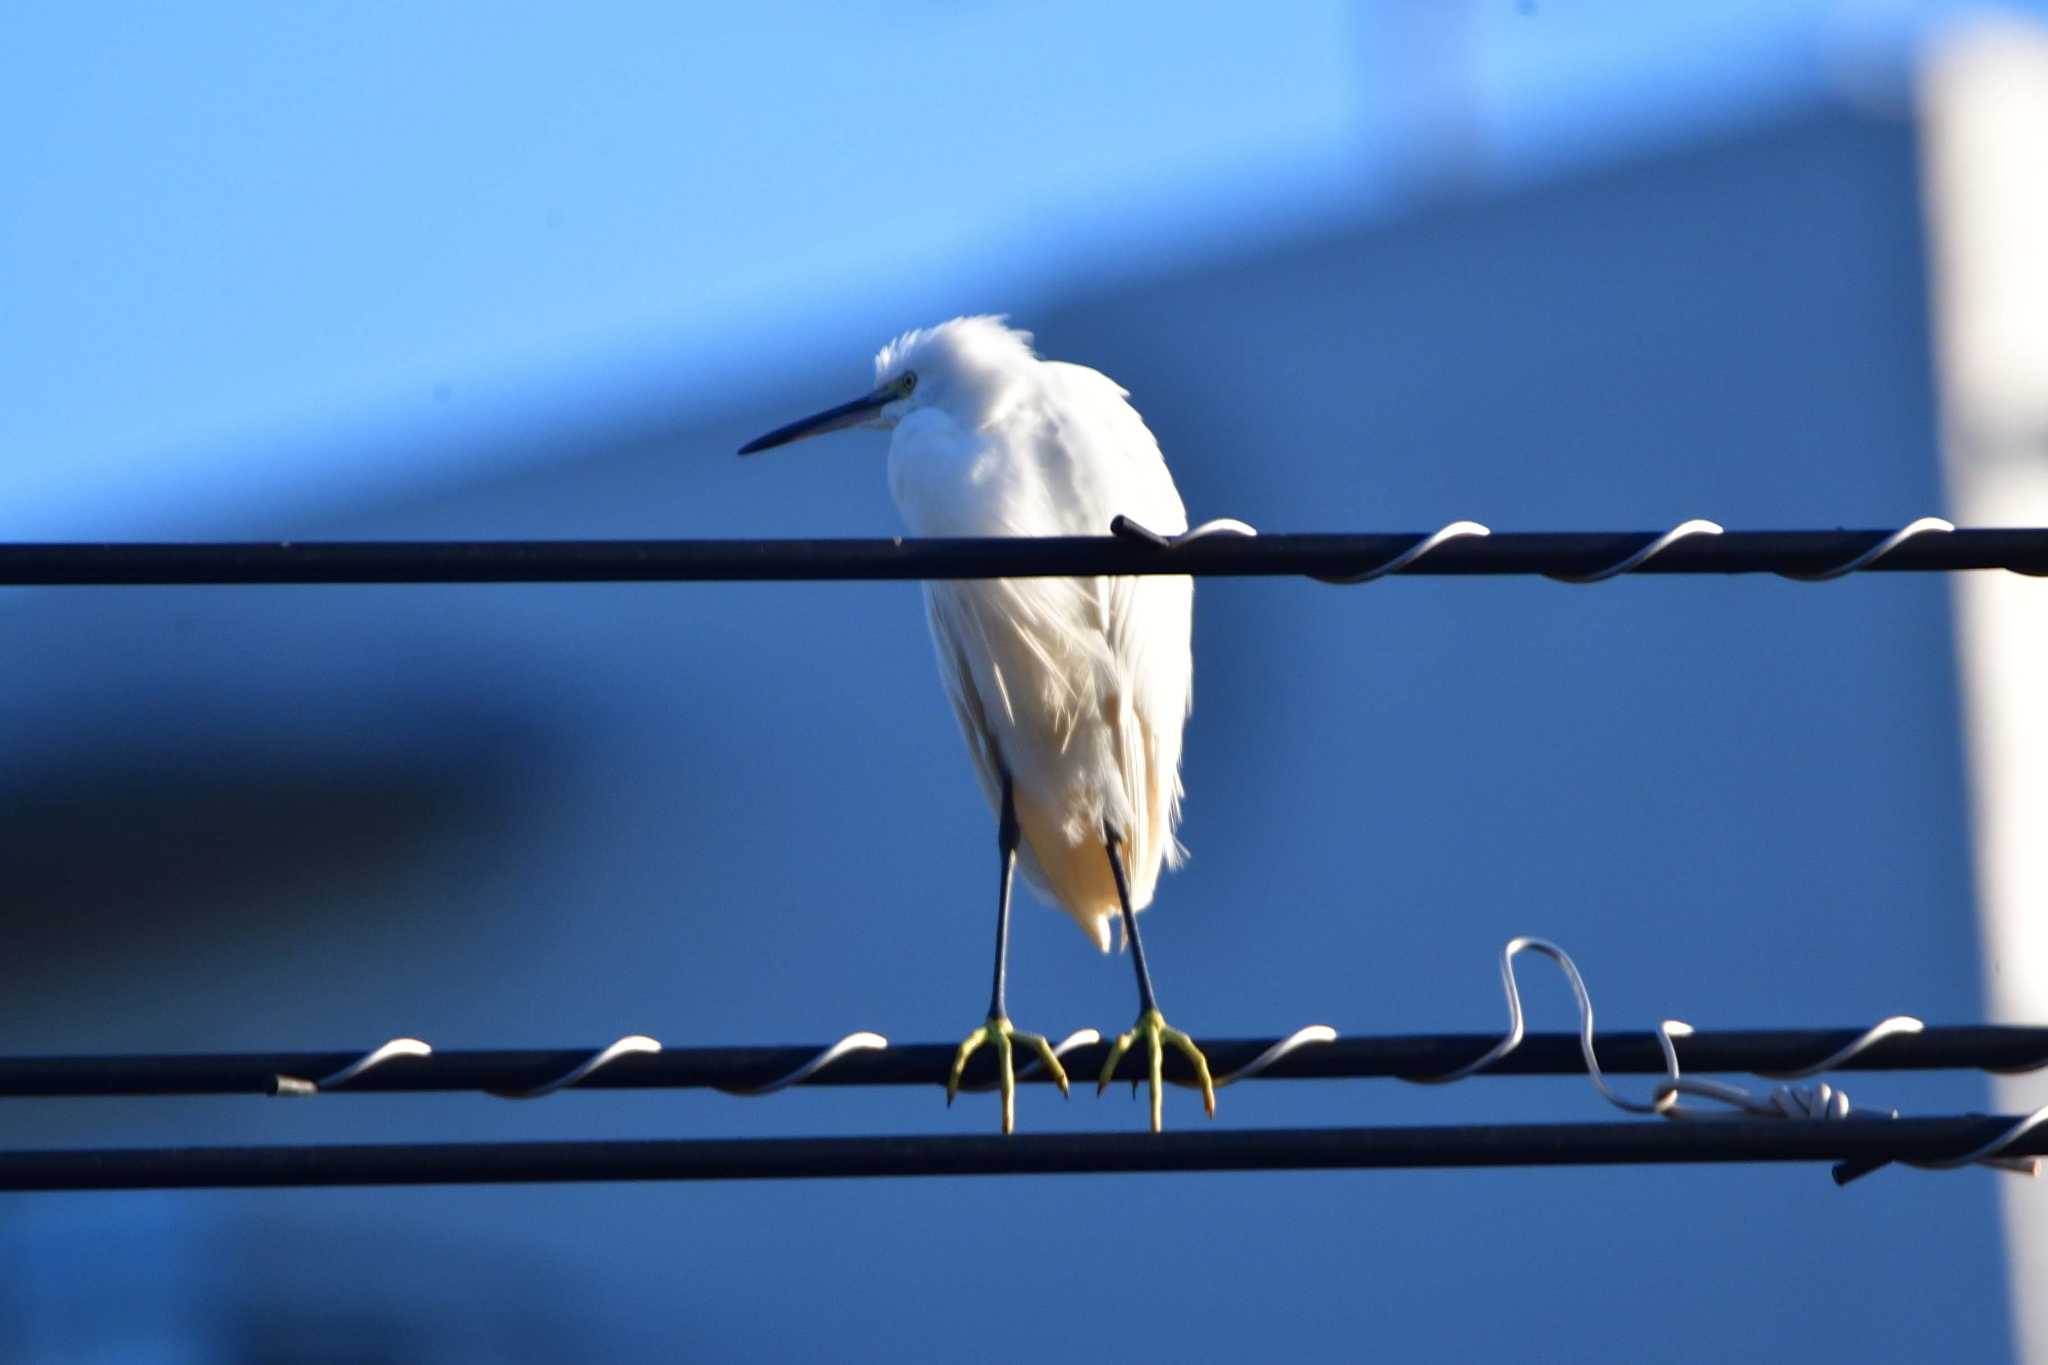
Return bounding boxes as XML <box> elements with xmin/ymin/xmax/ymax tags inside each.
<box><xmin>1</xmin><ymin>5</ymin><xmax>2038</xmax><ymax>1361</ymax></box>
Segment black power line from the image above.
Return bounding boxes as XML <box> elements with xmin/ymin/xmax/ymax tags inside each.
<box><xmin>2</xmin><ymin>1025</ymin><xmax>2040</xmax><ymax>1098</ymax></box>
<box><xmin>3</xmin><ymin>527</ymin><xmax>2046</xmax><ymax>586</ymax></box>
<box><xmin>1</xmin><ymin>1118</ymin><xmax>2034</xmax><ymax>1192</ymax></box>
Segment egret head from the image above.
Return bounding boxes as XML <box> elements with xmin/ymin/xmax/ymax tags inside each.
<box><xmin>737</xmin><ymin>315</ymin><xmax>1036</xmax><ymax>455</ymax></box>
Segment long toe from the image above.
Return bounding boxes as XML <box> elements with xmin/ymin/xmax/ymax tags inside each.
<box><xmin>1164</xmin><ymin>1026</ymin><xmax>1218</xmax><ymax>1119</ymax></box>
<box><xmin>945</xmin><ymin>1023</ymin><xmax>992</xmax><ymax>1108</ymax></box>
<box><xmin>1016</xmin><ymin>1030</ymin><xmax>1072</xmax><ymax>1099</ymax></box>
<box><xmin>1147</xmin><ymin>1026</ymin><xmax>1166</xmax><ymax>1133</ymax></box>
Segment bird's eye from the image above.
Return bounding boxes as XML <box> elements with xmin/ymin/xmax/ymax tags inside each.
<box><xmin>898</xmin><ymin>372</ymin><xmax>917</xmax><ymax>396</ymax></box>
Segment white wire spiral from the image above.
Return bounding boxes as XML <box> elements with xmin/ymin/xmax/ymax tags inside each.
<box><xmin>1316</xmin><ymin>521</ymin><xmax>1492</xmax><ymax>583</ymax></box>
<box><xmin>1545</xmin><ymin>519</ymin><xmax>1725</xmax><ymax>582</ymax></box>
<box><xmin>491</xmin><ymin>1034</ymin><xmax>664</xmax><ymax>1099</ymax></box>
<box><xmin>272</xmin><ymin>1036</ymin><xmax>435</xmax><ymax>1096</ymax></box>
<box><xmin>713</xmin><ymin>1031</ymin><xmax>892</xmax><ymax>1096</ymax></box>
<box><xmin>1211</xmin><ymin>1024</ymin><xmax>1341</xmax><ymax>1087</ymax></box>
<box><xmin>1776</xmin><ymin>516</ymin><xmax>1955</xmax><ymax>581</ymax></box>
<box><xmin>1112</xmin><ymin>513</ymin><xmax>1961</xmax><ymax>584</ymax></box>
<box><xmin>271</xmin><ymin>1031</ymin><xmax>897</xmax><ymax>1099</ymax></box>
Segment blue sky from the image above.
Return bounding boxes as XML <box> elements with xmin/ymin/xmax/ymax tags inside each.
<box><xmin>0</xmin><ymin>1</ymin><xmax>1976</xmax><ymax>539</ymax></box>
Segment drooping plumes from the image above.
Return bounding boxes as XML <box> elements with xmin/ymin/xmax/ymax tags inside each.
<box><xmin>878</xmin><ymin>317</ymin><xmax>1192</xmax><ymax>950</ymax></box>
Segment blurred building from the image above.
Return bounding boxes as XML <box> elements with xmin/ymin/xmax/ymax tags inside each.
<box><xmin>1924</xmin><ymin>18</ymin><xmax>2048</xmax><ymax>1362</ymax></box>
<box><xmin>0</xmin><ymin>78</ymin><xmax>2026</xmax><ymax>1362</ymax></box>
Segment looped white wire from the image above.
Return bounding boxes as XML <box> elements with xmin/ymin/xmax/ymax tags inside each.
<box><xmin>272</xmin><ymin>1037</ymin><xmax>433</xmax><ymax>1097</ymax></box>
<box><xmin>1210</xmin><ymin>1024</ymin><xmax>1339</xmax><ymax>1088</ymax></box>
<box><xmin>1766</xmin><ymin>1079</ymin><xmax>1855</xmax><ymax>1120</ymax></box>
<box><xmin>1406</xmin><ymin>936</ymin><xmax>1683</xmax><ymax>1113</ymax></box>
<box><xmin>1546</xmin><ymin>519</ymin><xmax>1725</xmax><ymax>583</ymax></box>
<box><xmin>1643</xmin><ymin>1019</ymin><xmax>2040</xmax><ymax>1177</ymax></box>
<box><xmin>490</xmin><ymin>1034</ymin><xmax>663</xmax><ymax>1099</ymax></box>
<box><xmin>954</xmin><ymin>1028</ymin><xmax>1101</xmax><ymax>1093</ymax></box>
<box><xmin>1423</xmin><ymin>937</ymin><xmax>2043</xmax><ymax>1179</ymax></box>
<box><xmin>1315</xmin><ymin>521</ymin><xmax>1492</xmax><ymax>584</ymax></box>
<box><xmin>714</xmin><ymin>1030</ymin><xmax>890</xmax><ymax>1096</ymax></box>
<box><xmin>1776</xmin><ymin>516</ymin><xmax>1955</xmax><ymax>581</ymax></box>
<box><xmin>1648</xmin><ymin>1022</ymin><xmax>1879</xmax><ymax>1121</ymax></box>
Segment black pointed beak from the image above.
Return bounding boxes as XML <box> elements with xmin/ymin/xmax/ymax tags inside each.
<box><xmin>738</xmin><ymin>387</ymin><xmax>894</xmax><ymax>455</ymax></box>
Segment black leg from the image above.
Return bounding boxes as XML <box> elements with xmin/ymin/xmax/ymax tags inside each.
<box><xmin>987</xmin><ymin>774</ymin><xmax>1019</xmax><ymax>1020</ymax></box>
<box><xmin>1097</xmin><ymin>824</ymin><xmax>1214</xmax><ymax>1130</ymax></box>
<box><xmin>1103</xmin><ymin>827</ymin><xmax>1160</xmax><ymax>1016</ymax></box>
<box><xmin>946</xmin><ymin>772</ymin><xmax>1069</xmax><ymax>1132</ymax></box>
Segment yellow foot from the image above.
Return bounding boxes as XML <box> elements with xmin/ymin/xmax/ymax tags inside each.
<box><xmin>1097</xmin><ymin>1009</ymin><xmax>1217</xmax><ymax>1133</ymax></box>
<box><xmin>946</xmin><ymin>1015</ymin><xmax>1071</xmax><ymax>1135</ymax></box>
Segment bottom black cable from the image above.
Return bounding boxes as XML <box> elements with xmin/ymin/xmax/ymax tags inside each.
<box><xmin>2</xmin><ymin>1117</ymin><xmax>2036</xmax><ymax>1191</ymax></box>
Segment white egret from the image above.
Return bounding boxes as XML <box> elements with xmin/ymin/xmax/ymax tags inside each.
<box><xmin>739</xmin><ymin>316</ymin><xmax>1214</xmax><ymax>1133</ymax></box>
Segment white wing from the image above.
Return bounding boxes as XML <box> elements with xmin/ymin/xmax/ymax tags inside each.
<box><xmin>895</xmin><ymin>358</ymin><xmax>1194</xmax><ymax>944</ymax></box>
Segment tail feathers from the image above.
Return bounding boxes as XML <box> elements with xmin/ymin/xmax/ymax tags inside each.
<box><xmin>1084</xmin><ymin>911</ymin><xmax>1113</xmax><ymax>954</ymax></box>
